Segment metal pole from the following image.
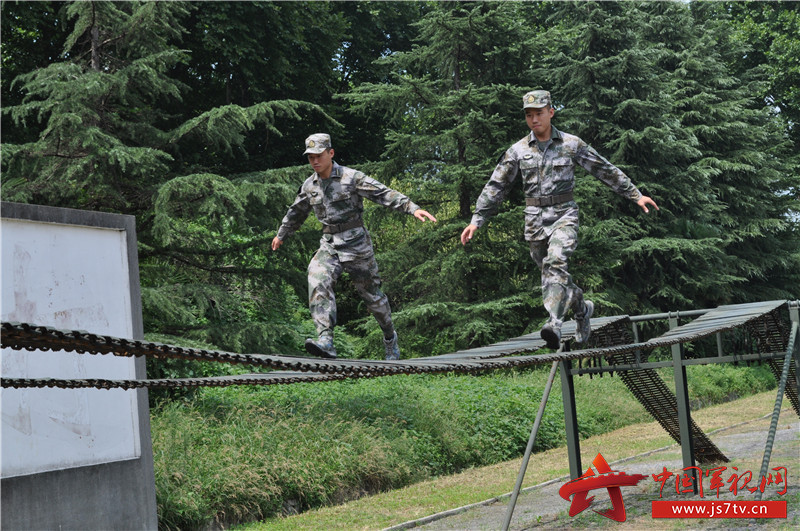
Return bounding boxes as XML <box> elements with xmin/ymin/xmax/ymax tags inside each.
<box><xmin>670</xmin><ymin>312</ymin><xmax>698</xmax><ymax>493</ymax></box>
<box><xmin>790</xmin><ymin>302</ymin><xmax>800</xmax><ymax>402</ymax></box>
<box><xmin>629</xmin><ymin>308</ymin><xmax>710</xmax><ymax>322</ymax></box>
<box><xmin>560</xmin><ymin>358</ymin><xmax>582</xmax><ymax>479</ymax></box>
<box><xmin>755</xmin><ymin>321</ymin><xmax>798</xmax><ymax>501</ymax></box>
<box><xmin>502</xmin><ymin>360</ymin><xmax>560</xmax><ymax>531</ymax></box>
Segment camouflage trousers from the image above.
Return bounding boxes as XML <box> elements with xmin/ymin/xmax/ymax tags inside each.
<box><xmin>308</xmin><ymin>247</ymin><xmax>394</xmax><ymax>339</ymax></box>
<box><xmin>529</xmin><ymin>219</ymin><xmax>585</xmax><ymax>328</ymax></box>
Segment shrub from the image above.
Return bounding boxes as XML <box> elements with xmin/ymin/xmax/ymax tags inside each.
<box><xmin>151</xmin><ymin>364</ymin><xmax>775</xmax><ymax>528</ymax></box>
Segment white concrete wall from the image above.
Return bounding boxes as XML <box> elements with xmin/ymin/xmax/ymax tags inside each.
<box><xmin>1</xmin><ymin>202</ymin><xmax>156</xmax><ymax>530</ymax></box>
<box><xmin>1</xmin><ymin>219</ymin><xmax>141</xmax><ymax>476</ymax></box>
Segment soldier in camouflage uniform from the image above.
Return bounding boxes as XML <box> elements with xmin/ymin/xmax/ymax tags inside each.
<box><xmin>461</xmin><ymin>91</ymin><xmax>658</xmax><ymax>349</ymax></box>
<box><xmin>273</xmin><ymin>133</ymin><xmax>437</xmax><ymax>360</ymax></box>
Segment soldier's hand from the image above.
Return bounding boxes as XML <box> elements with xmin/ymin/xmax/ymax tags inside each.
<box><xmin>461</xmin><ymin>224</ymin><xmax>478</xmax><ymax>245</ymax></box>
<box><xmin>271</xmin><ymin>236</ymin><xmax>283</xmax><ymax>251</ymax></box>
<box><xmin>414</xmin><ymin>209</ymin><xmax>437</xmax><ymax>223</ymax></box>
<box><xmin>636</xmin><ymin>196</ymin><xmax>659</xmax><ymax>214</ymax></box>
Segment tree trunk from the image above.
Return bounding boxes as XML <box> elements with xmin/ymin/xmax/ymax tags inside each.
<box><xmin>90</xmin><ymin>2</ymin><xmax>100</xmax><ymax>71</ymax></box>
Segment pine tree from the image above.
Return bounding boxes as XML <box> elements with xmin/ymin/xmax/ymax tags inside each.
<box><xmin>687</xmin><ymin>2</ymin><xmax>800</xmax><ymax>302</ymax></box>
<box><xmin>726</xmin><ymin>1</ymin><xmax>800</xmax><ymax>151</ymax></box>
<box><xmin>527</xmin><ymin>1</ymin><xmax>799</xmax><ymax>311</ymax></box>
<box><xmin>3</xmin><ymin>1</ymin><xmax>188</xmax><ymax>211</ymax></box>
<box><xmin>0</xmin><ymin>1</ymin><xmax>333</xmax><ymax>357</ymax></box>
<box><xmin>4</xmin><ymin>1</ymin><xmax>795</xmax><ymax>363</ymax></box>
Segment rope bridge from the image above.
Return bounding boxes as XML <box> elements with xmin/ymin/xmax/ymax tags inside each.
<box><xmin>1</xmin><ymin>300</ymin><xmax>793</xmax><ymax>388</ymax></box>
<box><xmin>3</xmin><ymin>299</ymin><xmax>798</xmax><ymax>467</ymax></box>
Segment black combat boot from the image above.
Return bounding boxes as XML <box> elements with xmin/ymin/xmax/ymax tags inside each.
<box><xmin>305</xmin><ymin>335</ymin><xmax>337</xmax><ymax>359</ymax></box>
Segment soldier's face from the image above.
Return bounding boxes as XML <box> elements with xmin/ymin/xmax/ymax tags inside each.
<box><xmin>308</xmin><ymin>149</ymin><xmax>334</xmax><ymax>178</ymax></box>
<box><xmin>525</xmin><ymin>107</ymin><xmax>554</xmax><ymax>136</ymax></box>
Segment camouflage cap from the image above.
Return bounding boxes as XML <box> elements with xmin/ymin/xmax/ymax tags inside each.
<box><xmin>303</xmin><ymin>133</ymin><xmax>333</xmax><ymax>155</ymax></box>
<box><xmin>522</xmin><ymin>90</ymin><xmax>551</xmax><ymax>109</ymax></box>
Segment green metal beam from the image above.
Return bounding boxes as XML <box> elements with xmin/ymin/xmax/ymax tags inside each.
<box><xmin>670</xmin><ymin>313</ymin><xmax>698</xmax><ymax>492</ymax></box>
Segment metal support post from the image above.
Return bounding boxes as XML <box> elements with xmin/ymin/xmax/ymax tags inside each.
<box><xmin>755</xmin><ymin>321</ymin><xmax>798</xmax><ymax>501</ymax></box>
<box><xmin>560</xmin><ymin>358</ymin><xmax>582</xmax><ymax>480</ymax></box>
<box><xmin>670</xmin><ymin>312</ymin><xmax>698</xmax><ymax>492</ymax></box>
<box><xmin>790</xmin><ymin>302</ymin><xmax>799</xmax><ymax>401</ymax></box>
<box><xmin>502</xmin><ymin>361</ymin><xmax>560</xmax><ymax>531</ymax></box>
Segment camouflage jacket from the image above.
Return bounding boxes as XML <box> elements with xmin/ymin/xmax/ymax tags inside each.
<box><xmin>277</xmin><ymin>162</ymin><xmax>420</xmax><ymax>261</ymax></box>
<box><xmin>470</xmin><ymin>127</ymin><xmax>642</xmax><ymax>241</ymax></box>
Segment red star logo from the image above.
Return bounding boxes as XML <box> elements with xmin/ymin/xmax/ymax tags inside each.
<box><xmin>558</xmin><ymin>453</ymin><xmax>647</xmax><ymax>522</ymax></box>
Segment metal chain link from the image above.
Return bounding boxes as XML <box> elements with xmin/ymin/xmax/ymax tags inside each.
<box><xmin>1</xmin><ymin>301</ymin><xmax>789</xmax><ymax>390</ymax></box>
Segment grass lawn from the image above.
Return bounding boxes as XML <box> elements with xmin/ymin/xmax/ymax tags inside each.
<box><xmin>241</xmin><ymin>390</ymin><xmax>786</xmax><ymax>530</ymax></box>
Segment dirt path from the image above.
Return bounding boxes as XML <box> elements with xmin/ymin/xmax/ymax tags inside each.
<box><xmin>402</xmin><ymin>415</ymin><xmax>799</xmax><ymax>530</ymax></box>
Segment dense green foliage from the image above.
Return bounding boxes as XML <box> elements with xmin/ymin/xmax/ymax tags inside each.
<box><xmin>3</xmin><ymin>1</ymin><xmax>798</xmax><ymax>360</ymax></box>
<box><xmin>151</xmin><ymin>365</ymin><xmax>776</xmax><ymax>528</ymax></box>
<box><xmin>2</xmin><ymin>3</ymin><xmax>796</xmax><ymax>528</ymax></box>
